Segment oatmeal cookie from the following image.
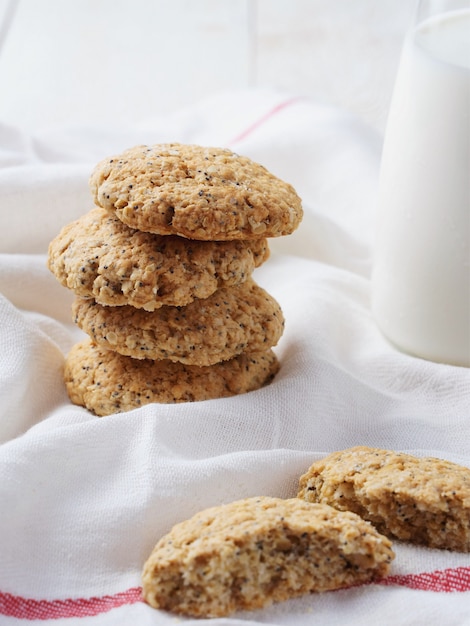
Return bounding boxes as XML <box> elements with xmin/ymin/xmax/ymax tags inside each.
<box><xmin>72</xmin><ymin>279</ymin><xmax>284</xmax><ymax>366</ymax></box>
<box><xmin>47</xmin><ymin>207</ymin><xmax>269</xmax><ymax>311</ymax></box>
<box><xmin>64</xmin><ymin>339</ymin><xmax>279</xmax><ymax>415</ymax></box>
<box><xmin>298</xmin><ymin>446</ymin><xmax>470</xmax><ymax>552</ymax></box>
<box><xmin>142</xmin><ymin>496</ymin><xmax>394</xmax><ymax>618</ymax></box>
<box><xmin>89</xmin><ymin>143</ymin><xmax>303</xmax><ymax>241</ymax></box>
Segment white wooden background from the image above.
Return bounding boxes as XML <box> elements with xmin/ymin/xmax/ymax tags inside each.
<box><xmin>0</xmin><ymin>0</ymin><xmax>416</xmax><ymax>133</ymax></box>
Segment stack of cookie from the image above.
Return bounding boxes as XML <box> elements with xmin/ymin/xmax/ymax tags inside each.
<box><xmin>48</xmin><ymin>143</ymin><xmax>303</xmax><ymax>416</ymax></box>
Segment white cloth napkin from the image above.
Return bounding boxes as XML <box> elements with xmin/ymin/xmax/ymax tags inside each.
<box><xmin>0</xmin><ymin>89</ymin><xmax>469</xmax><ymax>625</ymax></box>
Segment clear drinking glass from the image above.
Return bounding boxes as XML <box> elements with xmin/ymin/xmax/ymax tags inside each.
<box><xmin>371</xmin><ymin>0</ymin><xmax>470</xmax><ymax>367</ymax></box>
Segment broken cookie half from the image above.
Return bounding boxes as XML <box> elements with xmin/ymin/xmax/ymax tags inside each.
<box><xmin>142</xmin><ymin>496</ymin><xmax>394</xmax><ymax>618</ymax></box>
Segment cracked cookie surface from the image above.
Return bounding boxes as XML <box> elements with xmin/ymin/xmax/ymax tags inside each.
<box><xmin>298</xmin><ymin>446</ymin><xmax>470</xmax><ymax>552</ymax></box>
<box><xmin>89</xmin><ymin>143</ymin><xmax>303</xmax><ymax>241</ymax></box>
<box><xmin>72</xmin><ymin>279</ymin><xmax>284</xmax><ymax>366</ymax></box>
<box><xmin>48</xmin><ymin>207</ymin><xmax>269</xmax><ymax>311</ymax></box>
<box><xmin>142</xmin><ymin>496</ymin><xmax>394</xmax><ymax>618</ymax></box>
<box><xmin>64</xmin><ymin>339</ymin><xmax>280</xmax><ymax>415</ymax></box>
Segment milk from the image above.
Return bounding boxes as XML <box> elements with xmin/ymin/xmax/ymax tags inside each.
<box><xmin>371</xmin><ymin>9</ymin><xmax>470</xmax><ymax>367</ymax></box>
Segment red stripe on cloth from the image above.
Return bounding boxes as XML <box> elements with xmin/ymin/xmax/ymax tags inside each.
<box><xmin>1</xmin><ymin>568</ymin><xmax>469</xmax><ymax>621</ymax></box>
<box><xmin>228</xmin><ymin>96</ymin><xmax>302</xmax><ymax>145</ymax></box>
<box><xmin>0</xmin><ymin>587</ymin><xmax>142</xmax><ymax>620</ymax></box>
<box><xmin>379</xmin><ymin>566</ymin><xmax>470</xmax><ymax>593</ymax></box>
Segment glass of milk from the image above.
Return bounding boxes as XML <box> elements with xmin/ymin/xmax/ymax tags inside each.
<box><xmin>371</xmin><ymin>0</ymin><xmax>470</xmax><ymax>367</ymax></box>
